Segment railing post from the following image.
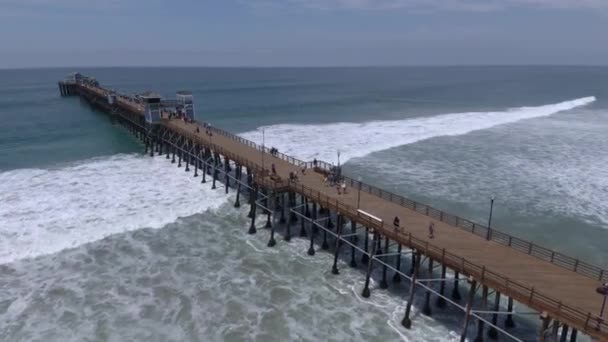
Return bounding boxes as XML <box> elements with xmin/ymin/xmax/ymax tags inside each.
<box><xmin>573</xmin><ymin>259</ymin><xmax>579</xmax><ymax>272</ymax></box>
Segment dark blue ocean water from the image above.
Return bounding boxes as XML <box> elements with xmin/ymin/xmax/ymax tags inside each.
<box><xmin>0</xmin><ymin>67</ymin><xmax>607</xmax><ymax>341</ymax></box>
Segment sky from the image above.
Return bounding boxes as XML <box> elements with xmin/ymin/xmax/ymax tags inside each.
<box><xmin>1</xmin><ymin>0</ymin><xmax>607</xmax><ymax>68</ymax></box>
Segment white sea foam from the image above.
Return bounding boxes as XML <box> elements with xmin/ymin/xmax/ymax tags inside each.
<box><xmin>240</xmin><ymin>96</ymin><xmax>596</xmax><ymax>164</ymax></box>
<box><xmin>0</xmin><ymin>154</ymin><xmax>228</xmax><ymax>264</ymax></box>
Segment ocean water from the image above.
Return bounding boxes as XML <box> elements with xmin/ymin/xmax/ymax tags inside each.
<box><xmin>0</xmin><ymin>66</ymin><xmax>607</xmax><ymax>341</ymax></box>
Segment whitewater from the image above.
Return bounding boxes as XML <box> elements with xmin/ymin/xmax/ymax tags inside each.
<box><xmin>241</xmin><ymin>96</ymin><xmax>596</xmax><ymax>163</ymax></box>
<box><xmin>0</xmin><ymin>96</ymin><xmax>598</xmax><ymax>266</ymax></box>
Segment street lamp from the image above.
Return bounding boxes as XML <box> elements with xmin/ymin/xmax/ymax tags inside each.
<box><xmin>486</xmin><ymin>196</ymin><xmax>495</xmax><ymax>240</ymax></box>
<box><xmin>598</xmin><ymin>283</ymin><xmax>608</xmax><ymax>319</ymax></box>
<box><xmin>261</xmin><ymin>128</ymin><xmax>265</xmax><ymax>175</ymax></box>
<box><xmin>357</xmin><ymin>176</ymin><xmax>362</xmax><ymax>209</ymax></box>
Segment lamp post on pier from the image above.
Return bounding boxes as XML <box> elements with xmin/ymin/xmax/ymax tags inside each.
<box><xmin>357</xmin><ymin>176</ymin><xmax>362</xmax><ymax>209</ymax></box>
<box><xmin>486</xmin><ymin>195</ymin><xmax>495</xmax><ymax>241</ymax></box>
<box><xmin>261</xmin><ymin>128</ymin><xmax>265</xmax><ymax>174</ymax></box>
<box><xmin>598</xmin><ymin>283</ymin><xmax>608</xmax><ymax>319</ymax></box>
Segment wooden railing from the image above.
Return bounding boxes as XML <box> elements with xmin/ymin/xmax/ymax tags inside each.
<box><xmin>204</xmin><ymin>124</ymin><xmax>608</xmax><ymax>284</ymax></box>
<box><xmin>287</xmin><ymin>180</ymin><xmax>607</xmax><ymax>338</ymax></box>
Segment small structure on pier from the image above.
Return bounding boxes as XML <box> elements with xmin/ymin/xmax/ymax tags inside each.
<box><xmin>176</xmin><ymin>91</ymin><xmax>195</xmax><ymax>121</ymax></box>
<box><xmin>141</xmin><ymin>92</ymin><xmax>162</xmax><ymax>124</ymax></box>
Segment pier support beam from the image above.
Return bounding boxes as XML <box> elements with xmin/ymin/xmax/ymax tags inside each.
<box><xmin>267</xmin><ymin>191</ymin><xmax>276</xmax><ymax>247</ymax></box>
<box><xmin>402</xmin><ymin>252</ymin><xmax>421</xmax><ymax>329</ymax></box>
<box><xmin>331</xmin><ymin>215</ymin><xmax>343</xmax><ymax>275</ymax></box>
<box><xmin>193</xmin><ymin>153</ymin><xmax>198</xmax><ymax>177</ymax></box>
<box><xmin>361</xmin><ymin>227</ymin><xmax>369</xmax><ymax>264</ymax></box>
<box><xmin>284</xmin><ymin>193</ymin><xmax>293</xmax><ymax>242</ymax></box>
<box><xmin>560</xmin><ymin>325</ymin><xmax>569</xmax><ymax>342</ymax></box>
<box><xmin>184</xmin><ymin>147</ymin><xmax>190</xmax><ymax>171</ymax></box>
<box><xmin>452</xmin><ymin>272</ymin><xmax>462</xmax><ymax>301</ymax></box>
<box><xmin>212</xmin><ymin>154</ymin><xmax>218</xmax><ymax>190</ymax></box>
<box><xmin>248</xmin><ymin>185</ymin><xmax>258</xmax><ymax>235</ymax></box>
<box><xmin>361</xmin><ymin>231</ymin><xmax>379</xmax><ymax>298</ymax></box>
<box><xmin>505</xmin><ymin>297</ymin><xmax>515</xmax><ymax>328</ymax></box>
<box><xmin>460</xmin><ymin>278</ymin><xmax>478</xmax><ymax>342</ymax></box>
<box><xmin>224</xmin><ymin>157</ymin><xmax>230</xmax><ymax>193</ymax></box>
<box><xmin>289</xmin><ymin>192</ymin><xmax>297</xmax><ymax>224</ymax></box>
<box><xmin>436</xmin><ymin>264</ymin><xmax>447</xmax><ymax>308</ymax></box>
<box><xmin>321</xmin><ymin>219</ymin><xmax>329</xmax><ymax>250</ymax></box>
<box><xmin>422</xmin><ymin>258</ymin><xmax>433</xmax><ymax>316</ymax></box>
<box><xmin>201</xmin><ymin>153</ymin><xmax>207</xmax><ymax>183</ymax></box>
<box><xmin>570</xmin><ymin>329</ymin><xmax>578</xmax><ymax>342</ymax></box>
<box><xmin>349</xmin><ymin>221</ymin><xmax>357</xmax><ymax>268</ymax></box>
<box><xmin>264</xmin><ymin>189</ymin><xmax>272</xmax><ymax>229</ymax></box>
<box><xmin>488</xmin><ymin>291</ymin><xmax>500</xmax><ymax>339</ymax></box>
<box><xmin>393</xmin><ymin>244</ymin><xmax>402</xmax><ymax>284</ymax></box>
<box><xmin>307</xmin><ymin>211</ymin><xmax>315</xmax><ymax>256</ymax></box>
<box><xmin>279</xmin><ymin>193</ymin><xmax>286</xmax><ymax>224</ymax></box>
<box><xmin>474</xmin><ymin>285</ymin><xmax>489</xmax><ymax>342</ymax></box>
<box><xmin>380</xmin><ymin>236</ymin><xmax>389</xmax><ymax>289</ymax></box>
<box><xmin>299</xmin><ymin>196</ymin><xmax>307</xmax><ymax>237</ymax></box>
<box><xmin>172</xmin><ymin>146</ymin><xmax>176</xmax><ymax>164</ymax></box>
<box><xmin>538</xmin><ymin>312</ymin><xmax>550</xmax><ymax>342</ymax></box>
<box><xmin>234</xmin><ymin>166</ymin><xmax>241</xmax><ymax>208</ymax></box>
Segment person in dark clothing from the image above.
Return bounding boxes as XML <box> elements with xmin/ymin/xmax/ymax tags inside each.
<box><xmin>393</xmin><ymin>216</ymin><xmax>400</xmax><ymax>230</ymax></box>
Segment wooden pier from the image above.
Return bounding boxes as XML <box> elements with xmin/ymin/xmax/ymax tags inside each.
<box><xmin>60</xmin><ymin>75</ymin><xmax>608</xmax><ymax>341</ymax></box>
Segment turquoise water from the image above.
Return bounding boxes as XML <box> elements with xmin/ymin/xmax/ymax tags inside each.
<box><xmin>0</xmin><ymin>67</ymin><xmax>607</xmax><ymax>341</ymax></box>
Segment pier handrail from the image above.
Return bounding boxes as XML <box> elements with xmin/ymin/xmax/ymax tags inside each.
<box><xmin>287</xmin><ymin>179</ymin><xmax>607</xmax><ymax>337</ymax></box>
<box><xmin>205</xmin><ymin>124</ymin><xmax>608</xmax><ymax>284</ymax></box>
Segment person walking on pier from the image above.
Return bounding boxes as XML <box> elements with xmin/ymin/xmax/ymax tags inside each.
<box><xmin>428</xmin><ymin>222</ymin><xmax>435</xmax><ymax>239</ymax></box>
<box><xmin>393</xmin><ymin>216</ymin><xmax>400</xmax><ymax>230</ymax></box>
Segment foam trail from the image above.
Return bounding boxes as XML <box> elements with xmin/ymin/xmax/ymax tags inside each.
<box><xmin>241</xmin><ymin>96</ymin><xmax>595</xmax><ymax>163</ymax></box>
<box><xmin>0</xmin><ymin>154</ymin><xmax>228</xmax><ymax>264</ymax></box>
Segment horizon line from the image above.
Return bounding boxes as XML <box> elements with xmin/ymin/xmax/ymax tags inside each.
<box><xmin>2</xmin><ymin>64</ymin><xmax>608</xmax><ymax>71</ymax></box>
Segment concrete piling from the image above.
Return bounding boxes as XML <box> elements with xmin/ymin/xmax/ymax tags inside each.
<box><xmin>460</xmin><ymin>278</ymin><xmax>478</xmax><ymax>342</ymax></box>
<box><xmin>349</xmin><ymin>221</ymin><xmax>357</xmax><ymax>268</ymax></box>
<box><xmin>361</xmin><ymin>231</ymin><xmax>379</xmax><ymax>298</ymax></box>
<box><xmin>436</xmin><ymin>264</ymin><xmax>447</xmax><ymax>308</ymax></box>
<box><xmin>392</xmin><ymin>244</ymin><xmax>402</xmax><ymax>284</ymax></box>
<box><xmin>422</xmin><ymin>258</ymin><xmax>434</xmax><ymax>316</ymax></box>
<box><xmin>380</xmin><ymin>236</ymin><xmax>389</xmax><ymax>289</ymax></box>
<box><xmin>474</xmin><ymin>285</ymin><xmax>489</xmax><ymax>342</ymax></box>
<box><xmin>248</xmin><ymin>185</ymin><xmax>258</xmax><ymax>235</ymax></box>
<box><xmin>361</xmin><ymin>227</ymin><xmax>369</xmax><ymax>264</ymax></box>
<box><xmin>402</xmin><ymin>251</ymin><xmax>420</xmax><ymax>329</ymax></box>
<box><xmin>331</xmin><ymin>215</ymin><xmax>343</xmax><ymax>275</ymax></box>
<box><xmin>488</xmin><ymin>291</ymin><xmax>500</xmax><ymax>339</ymax></box>
<box><xmin>452</xmin><ymin>272</ymin><xmax>462</xmax><ymax>301</ymax></box>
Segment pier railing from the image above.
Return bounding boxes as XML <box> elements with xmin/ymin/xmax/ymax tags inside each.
<box><xmin>288</xmin><ymin>180</ymin><xmax>607</xmax><ymax>337</ymax></box>
<box><xmin>207</xmin><ymin>124</ymin><xmax>608</xmax><ymax>284</ymax></box>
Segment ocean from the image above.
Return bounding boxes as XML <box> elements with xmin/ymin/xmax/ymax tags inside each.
<box><xmin>0</xmin><ymin>66</ymin><xmax>607</xmax><ymax>341</ymax></box>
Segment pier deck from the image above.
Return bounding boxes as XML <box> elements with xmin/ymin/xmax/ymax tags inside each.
<box><xmin>72</xmin><ymin>80</ymin><xmax>607</xmax><ymax>341</ymax></box>
<box><xmin>165</xmin><ymin>118</ymin><xmax>606</xmax><ymax>338</ymax></box>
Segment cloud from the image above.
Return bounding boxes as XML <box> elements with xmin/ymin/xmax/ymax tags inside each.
<box><xmin>264</xmin><ymin>0</ymin><xmax>608</xmax><ymax>11</ymax></box>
